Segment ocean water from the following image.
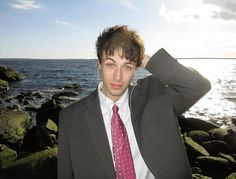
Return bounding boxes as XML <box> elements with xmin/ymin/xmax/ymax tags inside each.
<box><xmin>0</xmin><ymin>58</ymin><xmax>236</xmax><ymax>128</ymax></box>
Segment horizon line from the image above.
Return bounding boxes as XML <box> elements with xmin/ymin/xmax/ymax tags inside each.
<box><xmin>0</xmin><ymin>57</ymin><xmax>236</xmax><ymax>60</ymax></box>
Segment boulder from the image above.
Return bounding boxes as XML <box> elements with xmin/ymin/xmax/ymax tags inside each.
<box><xmin>0</xmin><ymin>65</ymin><xmax>23</xmax><ymax>82</ymax></box>
<box><xmin>53</xmin><ymin>91</ymin><xmax>78</xmax><ymax>98</ymax></box>
<box><xmin>24</xmin><ymin>104</ymin><xmax>40</xmax><ymax>112</ymax></box>
<box><xmin>39</xmin><ymin>97</ymin><xmax>63</xmax><ymax>110</ymax></box>
<box><xmin>19</xmin><ymin>126</ymin><xmax>54</xmax><ymax>154</ymax></box>
<box><xmin>218</xmin><ymin>153</ymin><xmax>236</xmax><ymax>170</ymax></box>
<box><xmin>188</xmin><ymin>130</ymin><xmax>211</xmax><ymax>144</ymax></box>
<box><xmin>36</xmin><ymin>107</ymin><xmax>62</xmax><ymax>127</ymax></box>
<box><xmin>63</xmin><ymin>83</ymin><xmax>81</xmax><ymax>89</ymax></box>
<box><xmin>0</xmin><ymin>147</ymin><xmax>57</xmax><ymax>179</ymax></box>
<box><xmin>184</xmin><ymin>136</ymin><xmax>209</xmax><ymax>157</ymax></box>
<box><xmin>0</xmin><ymin>79</ymin><xmax>9</xmax><ymax>93</ymax></box>
<box><xmin>0</xmin><ymin>107</ymin><xmax>31</xmax><ymax>148</ymax></box>
<box><xmin>201</xmin><ymin>140</ymin><xmax>229</xmax><ymax>155</ymax></box>
<box><xmin>178</xmin><ymin>116</ymin><xmax>219</xmax><ymax>133</ymax></box>
<box><xmin>0</xmin><ymin>144</ymin><xmax>17</xmax><ymax>169</ymax></box>
<box><xmin>46</xmin><ymin>119</ymin><xmax>58</xmax><ymax>134</ymax></box>
<box><xmin>225</xmin><ymin>172</ymin><xmax>236</xmax><ymax>179</ymax></box>
<box><xmin>191</xmin><ymin>173</ymin><xmax>212</xmax><ymax>179</ymax></box>
<box><xmin>224</xmin><ymin>129</ymin><xmax>236</xmax><ymax>154</ymax></box>
<box><xmin>197</xmin><ymin>156</ymin><xmax>231</xmax><ymax>179</ymax></box>
<box><xmin>36</xmin><ymin>97</ymin><xmax>64</xmax><ymax>127</ymax></box>
<box><xmin>208</xmin><ymin>128</ymin><xmax>236</xmax><ymax>154</ymax></box>
<box><xmin>16</xmin><ymin>91</ymin><xmax>42</xmax><ymax>103</ymax></box>
<box><xmin>208</xmin><ymin>128</ymin><xmax>229</xmax><ymax>141</ymax></box>
<box><xmin>191</xmin><ymin>167</ymin><xmax>202</xmax><ymax>174</ymax></box>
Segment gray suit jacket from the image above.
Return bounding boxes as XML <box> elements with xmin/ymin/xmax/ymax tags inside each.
<box><xmin>58</xmin><ymin>48</ymin><xmax>211</xmax><ymax>179</ymax></box>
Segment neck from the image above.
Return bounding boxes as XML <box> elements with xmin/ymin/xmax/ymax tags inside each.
<box><xmin>100</xmin><ymin>86</ymin><xmax>120</xmax><ymax>102</ymax></box>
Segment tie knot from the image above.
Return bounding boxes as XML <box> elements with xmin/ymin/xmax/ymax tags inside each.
<box><xmin>112</xmin><ymin>104</ymin><xmax>119</xmax><ymax>113</ymax></box>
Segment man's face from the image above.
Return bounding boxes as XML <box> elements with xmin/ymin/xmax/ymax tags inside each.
<box><xmin>98</xmin><ymin>49</ymin><xmax>137</xmax><ymax>102</ymax></box>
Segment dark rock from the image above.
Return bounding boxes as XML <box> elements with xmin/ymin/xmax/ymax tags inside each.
<box><xmin>188</xmin><ymin>130</ymin><xmax>211</xmax><ymax>144</ymax></box>
<box><xmin>225</xmin><ymin>172</ymin><xmax>236</xmax><ymax>179</ymax></box>
<box><xmin>208</xmin><ymin>128</ymin><xmax>228</xmax><ymax>141</ymax></box>
<box><xmin>178</xmin><ymin>116</ymin><xmax>219</xmax><ymax>133</ymax></box>
<box><xmin>0</xmin><ymin>65</ymin><xmax>23</xmax><ymax>82</ymax></box>
<box><xmin>15</xmin><ymin>93</ymin><xmax>25</xmax><ymax>100</ymax></box>
<box><xmin>0</xmin><ymin>79</ymin><xmax>9</xmax><ymax>93</ymax></box>
<box><xmin>232</xmin><ymin>118</ymin><xmax>236</xmax><ymax>126</ymax></box>
<box><xmin>0</xmin><ymin>107</ymin><xmax>31</xmax><ymax>148</ymax></box>
<box><xmin>7</xmin><ymin>104</ymin><xmax>21</xmax><ymax>111</ymax></box>
<box><xmin>0</xmin><ymin>147</ymin><xmax>57</xmax><ymax>179</ymax></box>
<box><xmin>208</xmin><ymin>128</ymin><xmax>236</xmax><ymax>154</ymax></box>
<box><xmin>191</xmin><ymin>167</ymin><xmax>202</xmax><ymax>174</ymax></box>
<box><xmin>224</xmin><ymin>129</ymin><xmax>236</xmax><ymax>154</ymax></box>
<box><xmin>184</xmin><ymin>136</ymin><xmax>209</xmax><ymax>166</ymax></box>
<box><xmin>36</xmin><ymin>107</ymin><xmax>62</xmax><ymax>127</ymax></box>
<box><xmin>184</xmin><ymin>136</ymin><xmax>209</xmax><ymax>157</ymax></box>
<box><xmin>46</xmin><ymin>119</ymin><xmax>58</xmax><ymax>134</ymax></box>
<box><xmin>23</xmin><ymin>100</ymin><xmax>30</xmax><ymax>105</ymax></box>
<box><xmin>36</xmin><ymin>97</ymin><xmax>64</xmax><ymax>128</ymax></box>
<box><xmin>232</xmin><ymin>154</ymin><xmax>236</xmax><ymax>161</ymax></box>
<box><xmin>15</xmin><ymin>91</ymin><xmax>42</xmax><ymax>103</ymax></box>
<box><xmin>32</xmin><ymin>92</ymin><xmax>42</xmax><ymax>99</ymax></box>
<box><xmin>218</xmin><ymin>153</ymin><xmax>236</xmax><ymax>170</ymax></box>
<box><xmin>40</xmin><ymin>97</ymin><xmax>63</xmax><ymax>110</ymax></box>
<box><xmin>24</xmin><ymin>104</ymin><xmax>40</xmax><ymax>112</ymax></box>
<box><xmin>197</xmin><ymin>156</ymin><xmax>231</xmax><ymax>179</ymax></box>
<box><xmin>5</xmin><ymin>97</ymin><xmax>13</xmax><ymax>103</ymax></box>
<box><xmin>201</xmin><ymin>140</ymin><xmax>229</xmax><ymax>155</ymax></box>
<box><xmin>53</xmin><ymin>91</ymin><xmax>78</xmax><ymax>98</ymax></box>
<box><xmin>63</xmin><ymin>83</ymin><xmax>81</xmax><ymax>89</ymax></box>
<box><xmin>191</xmin><ymin>173</ymin><xmax>212</xmax><ymax>179</ymax></box>
<box><xmin>0</xmin><ymin>144</ymin><xmax>17</xmax><ymax>169</ymax></box>
<box><xmin>19</xmin><ymin>126</ymin><xmax>54</xmax><ymax>154</ymax></box>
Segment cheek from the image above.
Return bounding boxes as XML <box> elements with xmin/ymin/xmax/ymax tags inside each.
<box><xmin>101</xmin><ymin>69</ymin><xmax>111</xmax><ymax>81</ymax></box>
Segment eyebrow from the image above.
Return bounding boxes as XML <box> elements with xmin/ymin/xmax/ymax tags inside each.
<box><xmin>105</xmin><ymin>57</ymin><xmax>136</xmax><ymax>65</ymax></box>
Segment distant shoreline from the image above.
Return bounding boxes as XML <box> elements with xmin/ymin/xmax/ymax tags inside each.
<box><xmin>177</xmin><ymin>57</ymin><xmax>236</xmax><ymax>60</ymax></box>
<box><xmin>0</xmin><ymin>57</ymin><xmax>236</xmax><ymax>60</ymax></box>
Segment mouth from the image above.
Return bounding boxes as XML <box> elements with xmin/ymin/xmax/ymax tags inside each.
<box><xmin>111</xmin><ymin>83</ymin><xmax>123</xmax><ymax>90</ymax></box>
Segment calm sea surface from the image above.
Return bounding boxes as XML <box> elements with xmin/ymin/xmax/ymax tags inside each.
<box><xmin>0</xmin><ymin>59</ymin><xmax>236</xmax><ymax>128</ymax></box>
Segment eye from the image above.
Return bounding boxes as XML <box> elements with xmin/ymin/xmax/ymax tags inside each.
<box><xmin>123</xmin><ymin>65</ymin><xmax>133</xmax><ymax>71</ymax></box>
<box><xmin>105</xmin><ymin>63</ymin><xmax>115</xmax><ymax>68</ymax></box>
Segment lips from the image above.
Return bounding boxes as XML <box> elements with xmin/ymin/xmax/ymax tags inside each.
<box><xmin>111</xmin><ymin>83</ymin><xmax>123</xmax><ymax>90</ymax></box>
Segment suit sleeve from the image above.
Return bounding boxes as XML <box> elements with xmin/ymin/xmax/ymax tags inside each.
<box><xmin>57</xmin><ymin>109</ymin><xmax>74</xmax><ymax>179</ymax></box>
<box><xmin>145</xmin><ymin>48</ymin><xmax>211</xmax><ymax>115</ymax></box>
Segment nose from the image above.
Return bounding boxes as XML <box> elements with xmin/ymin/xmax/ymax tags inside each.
<box><xmin>114</xmin><ymin>67</ymin><xmax>122</xmax><ymax>81</ymax></box>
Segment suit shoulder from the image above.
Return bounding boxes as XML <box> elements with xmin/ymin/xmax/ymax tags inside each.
<box><xmin>61</xmin><ymin>95</ymin><xmax>90</xmax><ymax>114</ymax></box>
<box><xmin>137</xmin><ymin>75</ymin><xmax>167</xmax><ymax>95</ymax></box>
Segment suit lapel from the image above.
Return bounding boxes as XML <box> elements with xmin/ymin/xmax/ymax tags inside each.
<box><xmin>85</xmin><ymin>90</ymin><xmax>116</xmax><ymax>179</ymax></box>
<box><xmin>129</xmin><ymin>85</ymin><xmax>160</xmax><ymax>177</ymax></box>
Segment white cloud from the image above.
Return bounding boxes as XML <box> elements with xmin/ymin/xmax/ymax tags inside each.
<box><xmin>12</xmin><ymin>0</ymin><xmax>41</xmax><ymax>10</ymax></box>
<box><xmin>203</xmin><ymin>0</ymin><xmax>236</xmax><ymax>20</ymax></box>
<box><xmin>54</xmin><ymin>20</ymin><xmax>79</xmax><ymax>29</ymax></box>
<box><xmin>55</xmin><ymin>20</ymin><xmax>73</xmax><ymax>26</ymax></box>
<box><xmin>159</xmin><ymin>0</ymin><xmax>236</xmax><ymax>23</ymax></box>
<box><xmin>159</xmin><ymin>3</ymin><xmax>220</xmax><ymax>23</ymax></box>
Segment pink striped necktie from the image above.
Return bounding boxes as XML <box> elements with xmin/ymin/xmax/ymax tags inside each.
<box><xmin>111</xmin><ymin>104</ymin><xmax>136</xmax><ymax>179</ymax></box>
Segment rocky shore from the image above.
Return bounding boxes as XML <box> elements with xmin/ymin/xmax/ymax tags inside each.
<box><xmin>0</xmin><ymin>65</ymin><xmax>236</xmax><ymax>179</ymax></box>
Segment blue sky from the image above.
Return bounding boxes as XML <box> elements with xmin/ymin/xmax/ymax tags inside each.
<box><xmin>0</xmin><ymin>0</ymin><xmax>236</xmax><ymax>58</ymax></box>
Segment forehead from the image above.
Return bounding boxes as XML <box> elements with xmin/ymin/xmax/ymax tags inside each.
<box><xmin>102</xmin><ymin>48</ymin><xmax>123</xmax><ymax>59</ymax></box>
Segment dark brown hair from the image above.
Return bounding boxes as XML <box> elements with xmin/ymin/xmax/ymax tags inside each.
<box><xmin>96</xmin><ymin>25</ymin><xmax>144</xmax><ymax>67</ymax></box>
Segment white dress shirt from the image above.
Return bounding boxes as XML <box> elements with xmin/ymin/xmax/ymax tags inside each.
<box><xmin>98</xmin><ymin>82</ymin><xmax>156</xmax><ymax>179</ymax></box>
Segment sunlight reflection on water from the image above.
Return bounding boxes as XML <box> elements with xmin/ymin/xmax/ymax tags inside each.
<box><xmin>179</xmin><ymin>59</ymin><xmax>236</xmax><ymax>128</ymax></box>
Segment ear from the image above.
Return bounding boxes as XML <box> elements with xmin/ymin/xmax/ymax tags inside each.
<box><xmin>97</xmin><ymin>61</ymin><xmax>101</xmax><ymax>71</ymax></box>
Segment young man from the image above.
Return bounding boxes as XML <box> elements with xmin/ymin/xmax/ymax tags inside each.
<box><xmin>58</xmin><ymin>25</ymin><xmax>211</xmax><ymax>179</ymax></box>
